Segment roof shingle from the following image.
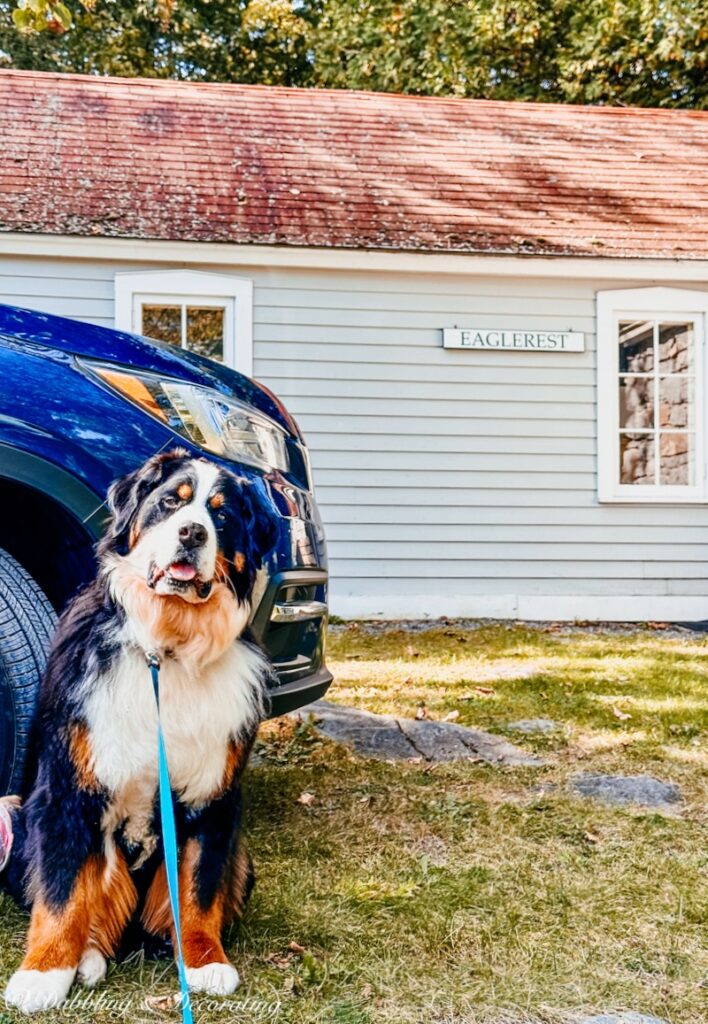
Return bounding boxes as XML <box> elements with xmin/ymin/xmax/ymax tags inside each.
<box><xmin>2</xmin><ymin>69</ymin><xmax>708</xmax><ymax>259</ymax></box>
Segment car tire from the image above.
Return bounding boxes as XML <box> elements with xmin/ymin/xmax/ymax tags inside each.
<box><xmin>0</xmin><ymin>547</ymin><xmax>56</xmax><ymax>795</ymax></box>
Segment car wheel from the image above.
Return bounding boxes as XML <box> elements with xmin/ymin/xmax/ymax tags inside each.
<box><xmin>0</xmin><ymin>547</ymin><xmax>56</xmax><ymax>795</ymax></box>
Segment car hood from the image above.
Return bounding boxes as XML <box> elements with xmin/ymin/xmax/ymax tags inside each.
<box><xmin>0</xmin><ymin>304</ymin><xmax>299</xmax><ymax>438</ymax></box>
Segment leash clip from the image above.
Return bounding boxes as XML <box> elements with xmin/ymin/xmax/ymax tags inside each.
<box><xmin>145</xmin><ymin>650</ymin><xmax>161</xmax><ymax>670</ymax></box>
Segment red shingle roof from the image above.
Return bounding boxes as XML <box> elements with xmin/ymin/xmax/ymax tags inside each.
<box><xmin>2</xmin><ymin>69</ymin><xmax>708</xmax><ymax>259</ymax></box>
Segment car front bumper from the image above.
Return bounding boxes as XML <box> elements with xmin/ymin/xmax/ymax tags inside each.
<box><xmin>250</xmin><ymin>566</ymin><xmax>332</xmax><ymax>716</ymax></box>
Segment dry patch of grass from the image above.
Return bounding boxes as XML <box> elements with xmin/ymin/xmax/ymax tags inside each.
<box><xmin>0</xmin><ymin>622</ymin><xmax>706</xmax><ymax>1024</ymax></box>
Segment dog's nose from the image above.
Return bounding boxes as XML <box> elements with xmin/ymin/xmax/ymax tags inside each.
<box><xmin>178</xmin><ymin>522</ymin><xmax>207</xmax><ymax>549</ymax></box>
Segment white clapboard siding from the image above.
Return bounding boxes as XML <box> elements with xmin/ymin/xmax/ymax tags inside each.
<box><xmin>254</xmin><ymin>323</ymin><xmax>598</xmax><ymax>353</ymax></box>
<box><xmin>330</xmin><ymin>576</ymin><xmax>676</xmax><ymax>597</ymax></box>
<box><xmin>280</xmin><ymin>397</ymin><xmax>597</xmax><ymax>419</ymax></box>
<box><xmin>261</xmin><ymin>377</ymin><xmax>595</xmax><ymax>403</ymax></box>
<box><xmin>325</xmin><ymin>523</ymin><xmax>708</xmax><ymax>542</ymax></box>
<box><xmin>257</xmin><ymin>359</ymin><xmax>595</xmax><ymax>386</ymax></box>
<box><xmin>300</xmin><ymin>415</ymin><xmax>594</xmax><ymax>437</ymax></box>
<box><xmin>321</xmin><ymin>504</ymin><xmax>708</xmax><ymax>526</ymax></box>
<box><xmin>256</xmin><ymin>344</ymin><xmax>598</xmax><ymax>372</ymax></box>
<box><xmin>2</xmin><ymin>253</ymin><xmax>708</xmax><ymax>619</ymax></box>
<box><xmin>307</xmin><ymin>433</ymin><xmax>596</xmax><ymax>454</ymax></box>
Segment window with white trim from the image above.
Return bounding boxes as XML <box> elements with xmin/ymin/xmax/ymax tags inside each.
<box><xmin>597</xmin><ymin>287</ymin><xmax>708</xmax><ymax>502</ymax></box>
<box><xmin>114</xmin><ymin>270</ymin><xmax>253</xmax><ymax>376</ymax></box>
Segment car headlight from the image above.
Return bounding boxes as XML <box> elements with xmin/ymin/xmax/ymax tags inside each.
<box><xmin>85</xmin><ymin>363</ymin><xmax>294</xmax><ymax>475</ymax></box>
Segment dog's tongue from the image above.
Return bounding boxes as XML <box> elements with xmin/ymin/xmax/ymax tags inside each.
<box><xmin>169</xmin><ymin>562</ymin><xmax>197</xmax><ymax>582</ymax></box>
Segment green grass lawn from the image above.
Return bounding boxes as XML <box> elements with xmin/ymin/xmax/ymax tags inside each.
<box><xmin>0</xmin><ymin>622</ymin><xmax>706</xmax><ymax>1024</ymax></box>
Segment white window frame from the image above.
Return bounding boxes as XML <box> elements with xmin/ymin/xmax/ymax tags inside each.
<box><xmin>597</xmin><ymin>286</ymin><xmax>708</xmax><ymax>503</ymax></box>
<box><xmin>114</xmin><ymin>270</ymin><xmax>253</xmax><ymax>376</ymax></box>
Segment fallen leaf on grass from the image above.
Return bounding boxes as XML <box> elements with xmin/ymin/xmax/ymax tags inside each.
<box><xmin>584</xmin><ymin>830</ymin><xmax>601</xmax><ymax>845</ymax></box>
<box><xmin>459</xmin><ymin>687</ymin><xmax>496</xmax><ymax>700</ymax></box>
<box><xmin>288</xmin><ymin>940</ymin><xmax>306</xmax><ymax>955</ymax></box>
<box><xmin>612</xmin><ymin>706</ymin><xmax>632</xmax><ymax>721</ymax></box>
<box><xmin>297</xmin><ymin>791</ymin><xmax>316</xmax><ymax>806</ymax></box>
<box><xmin>415</xmin><ymin>704</ymin><xmax>429</xmax><ymax>720</ymax></box>
<box><xmin>647</xmin><ymin>621</ymin><xmax>669</xmax><ymax>630</ymax></box>
<box><xmin>144</xmin><ymin>993</ymin><xmax>182</xmax><ymax>1013</ymax></box>
<box><xmin>265</xmin><ymin>951</ymin><xmax>295</xmax><ymax>969</ymax></box>
<box><xmin>443</xmin><ymin>710</ymin><xmax>460</xmax><ymax>721</ymax></box>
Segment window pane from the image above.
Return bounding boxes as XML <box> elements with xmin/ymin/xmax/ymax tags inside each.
<box><xmin>659</xmin><ymin>322</ymin><xmax>693</xmax><ymax>374</ymax></box>
<box><xmin>659</xmin><ymin>432</ymin><xmax>693</xmax><ymax>486</ymax></box>
<box><xmin>141</xmin><ymin>305</ymin><xmax>182</xmax><ymax>347</ymax></box>
<box><xmin>620</xmin><ymin>433</ymin><xmax>655</xmax><ymax>485</ymax></box>
<box><xmin>186</xmin><ymin>307</ymin><xmax>224</xmax><ymax>362</ymax></box>
<box><xmin>619</xmin><ymin>376</ymin><xmax>654</xmax><ymax>429</ymax></box>
<box><xmin>659</xmin><ymin>376</ymin><xmax>693</xmax><ymax>429</ymax></box>
<box><xmin>619</xmin><ymin>321</ymin><xmax>653</xmax><ymax>373</ymax></box>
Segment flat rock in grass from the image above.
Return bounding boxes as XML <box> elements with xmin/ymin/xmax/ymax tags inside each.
<box><xmin>578</xmin><ymin>1014</ymin><xmax>670</xmax><ymax>1024</ymax></box>
<box><xmin>507</xmin><ymin>718</ymin><xmax>560</xmax><ymax>734</ymax></box>
<box><xmin>294</xmin><ymin>701</ymin><xmax>415</xmax><ymax>760</ymax></box>
<box><xmin>399</xmin><ymin>718</ymin><xmax>545</xmax><ymax>766</ymax></box>
<box><xmin>570</xmin><ymin>773</ymin><xmax>682</xmax><ymax>809</ymax></box>
<box><xmin>291</xmin><ymin>700</ymin><xmax>546</xmax><ymax>765</ymax></box>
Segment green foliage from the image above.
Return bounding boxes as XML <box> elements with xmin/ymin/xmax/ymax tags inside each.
<box><xmin>0</xmin><ymin>0</ymin><xmax>316</xmax><ymax>82</ymax></box>
<box><xmin>311</xmin><ymin>0</ymin><xmax>708</xmax><ymax>107</ymax></box>
<box><xmin>11</xmin><ymin>0</ymin><xmax>75</xmax><ymax>35</ymax></box>
<box><xmin>1</xmin><ymin>0</ymin><xmax>707</xmax><ymax>107</ymax></box>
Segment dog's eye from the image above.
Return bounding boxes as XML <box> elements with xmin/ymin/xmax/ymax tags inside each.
<box><xmin>162</xmin><ymin>494</ymin><xmax>181</xmax><ymax>510</ymax></box>
<box><xmin>214</xmin><ymin>510</ymin><xmax>228</xmax><ymax>524</ymax></box>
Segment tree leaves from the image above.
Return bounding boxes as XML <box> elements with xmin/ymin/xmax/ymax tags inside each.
<box><xmin>10</xmin><ymin>0</ymin><xmax>175</xmax><ymax>35</ymax></box>
<box><xmin>2</xmin><ymin>0</ymin><xmax>707</xmax><ymax>108</ymax></box>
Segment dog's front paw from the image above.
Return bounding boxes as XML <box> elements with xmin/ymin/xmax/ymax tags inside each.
<box><xmin>4</xmin><ymin>967</ymin><xmax>75</xmax><ymax>1013</ymax></box>
<box><xmin>77</xmin><ymin>949</ymin><xmax>107</xmax><ymax>988</ymax></box>
<box><xmin>185</xmin><ymin>962</ymin><xmax>240</xmax><ymax>995</ymax></box>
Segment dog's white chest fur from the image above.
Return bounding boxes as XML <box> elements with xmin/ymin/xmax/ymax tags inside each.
<box><xmin>85</xmin><ymin>642</ymin><xmax>265</xmax><ymax>810</ymax></box>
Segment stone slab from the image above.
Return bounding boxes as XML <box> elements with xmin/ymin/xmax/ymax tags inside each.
<box><xmin>570</xmin><ymin>773</ymin><xmax>682</xmax><ymax>809</ymax></box>
<box><xmin>291</xmin><ymin>700</ymin><xmax>546</xmax><ymax>766</ymax></box>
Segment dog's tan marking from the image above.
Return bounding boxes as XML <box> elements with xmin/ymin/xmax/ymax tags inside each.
<box><xmin>143</xmin><ymin>841</ymin><xmax>230</xmax><ymax>968</ymax></box>
<box><xmin>21</xmin><ymin>854</ymin><xmax>136</xmax><ymax>970</ymax></box>
<box><xmin>209</xmin><ymin>492</ymin><xmax>225</xmax><ymax>509</ymax></box>
<box><xmin>128</xmin><ymin>522</ymin><xmax>141</xmax><ymax>549</ymax></box>
<box><xmin>233</xmin><ymin>552</ymin><xmax>246</xmax><ymax>574</ymax></box>
<box><xmin>88</xmin><ymin>854</ymin><xmax>138</xmax><ymax>957</ymax></box>
<box><xmin>225</xmin><ymin>843</ymin><xmax>253</xmax><ymax>923</ymax></box>
<box><xmin>218</xmin><ymin>739</ymin><xmax>248</xmax><ymax>795</ymax></box>
<box><xmin>179</xmin><ymin>839</ymin><xmax>229</xmax><ymax>968</ymax></box>
<box><xmin>22</xmin><ymin>897</ymin><xmax>89</xmax><ymax>972</ymax></box>
<box><xmin>111</xmin><ymin>565</ymin><xmax>245</xmax><ymax>666</ymax></box>
<box><xmin>68</xmin><ymin>723</ymin><xmax>99</xmax><ymax>793</ymax></box>
<box><xmin>142</xmin><ymin>863</ymin><xmax>171</xmax><ymax>937</ymax></box>
<box><xmin>177</xmin><ymin>482</ymin><xmax>193</xmax><ymax>501</ymax></box>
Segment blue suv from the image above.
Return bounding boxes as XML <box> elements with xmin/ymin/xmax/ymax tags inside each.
<box><xmin>0</xmin><ymin>304</ymin><xmax>331</xmax><ymax>793</ymax></box>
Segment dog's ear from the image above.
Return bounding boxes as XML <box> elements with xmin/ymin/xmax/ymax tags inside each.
<box><xmin>102</xmin><ymin>448</ymin><xmax>191</xmax><ymax>556</ymax></box>
<box><xmin>229</xmin><ymin>479</ymin><xmax>277</xmax><ymax>601</ymax></box>
<box><xmin>240</xmin><ymin>480</ymin><xmax>277</xmax><ymax>569</ymax></box>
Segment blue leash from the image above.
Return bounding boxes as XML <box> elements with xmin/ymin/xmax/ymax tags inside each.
<box><xmin>147</xmin><ymin>652</ymin><xmax>195</xmax><ymax>1024</ymax></box>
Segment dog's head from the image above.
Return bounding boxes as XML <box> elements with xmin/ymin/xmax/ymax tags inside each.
<box><xmin>100</xmin><ymin>449</ymin><xmax>276</xmax><ymax>605</ymax></box>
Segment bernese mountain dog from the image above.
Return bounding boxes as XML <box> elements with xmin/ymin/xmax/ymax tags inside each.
<box><xmin>0</xmin><ymin>448</ymin><xmax>276</xmax><ymax>1013</ymax></box>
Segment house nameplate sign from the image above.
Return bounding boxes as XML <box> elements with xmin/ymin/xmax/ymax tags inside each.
<box><xmin>443</xmin><ymin>328</ymin><xmax>585</xmax><ymax>352</ymax></box>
